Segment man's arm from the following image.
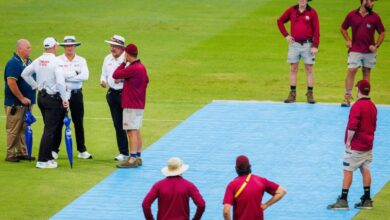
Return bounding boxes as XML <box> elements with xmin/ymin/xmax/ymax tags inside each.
<box><xmin>261</xmin><ymin>186</ymin><xmax>287</xmax><ymax>211</ymax></box>
<box><xmin>66</xmin><ymin>58</ymin><xmax>89</xmax><ymax>82</ymax></box>
<box><xmin>112</xmin><ymin>63</ymin><xmax>136</xmax><ymax>79</ymax></box>
<box><xmin>277</xmin><ymin>7</ymin><xmax>292</xmax><ymax>39</ymax></box>
<box><xmin>142</xmin><ymin>184</ymin><xmax>159</xmax><ymax>220</ymax></box>
<box><xmin>345</xmin><ymin>130</ymin><xmax>356</xmax><ymax>148</ymax></box>
<box><xmin>100</xmin><ymin>58</ymin><xmax>108</xmax><ymax>88</ymax></box>
<box><xmin>7</xmin><ymin>78</ymin><xmax>30</xmax><ymax>105</ymax></box>
<box><xmin>371</xmin><ymin>31</ymin><xmax>385</xmax><ymax>52</ymax></box>
<box><xmin>190</xmin><ymin>184</ymin><xmax>206</xmax><ymax>220</ymax></box>
<box><xmin>223</xmin><ymin>204</ymin><xmax>232</xmax><ymax>220</ymax></box>
<box><xmin>21</xmin><ymin>63</ymin><xmax>38</xmax><ymax>89</ymax></box>
<box><xmin>341</xmin><ymin>28</ymin><xmax>352</xmax><ymax>48</ymax></box>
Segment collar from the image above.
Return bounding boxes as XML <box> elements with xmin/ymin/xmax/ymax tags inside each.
<box><xmin>13</xmin><ymin>53</ymin><xmax>31</xmax><ymax>66</ymax></box>
<box><xmin>359</xmin><ymin>97</ymin><xmax>371</xmax><ymax>101</ymax></box>
<box><xmin>355</xmin><ymin>7</ymin><xmax>374</xmax><ymax>15</ymax></box>
<box><xmin>130</xmin><ymin>59</ymin><xmax>141</xmax><ymax>64</ymax></box>
<box><xmin>43</xmin><ymin>52</ymin><xmax>56</xmax><ymax>57</ymax></box>
<box><xmin>294</xmin><ymin>4</ymin><xmax>312</xmax><ymax>11</ymax></box>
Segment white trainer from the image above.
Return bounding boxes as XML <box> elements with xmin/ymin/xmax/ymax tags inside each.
<box><xmin>114</xmin><ymin>154</ymin><xmax>129</xmax><ymax>161</ymax></box>
<box><xmin>52</xmin><ymin>151</ymin><xmax>59</xmax><ymax>160</ymax></box>
<box><xmin>78</xmin><ymin>151</ymin><xmax>92</xmax><ymax>159</ymax></box>
<box><xmin>36</xmin><ymin>161</ymin><xmax>57</xmax><ymax>169</ymax></box>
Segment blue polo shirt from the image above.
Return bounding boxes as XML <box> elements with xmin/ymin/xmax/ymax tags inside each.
<box><xmin>4</xmin><ymin>53</ymin><xmax>36</xmax><ymax>106</ymax></box>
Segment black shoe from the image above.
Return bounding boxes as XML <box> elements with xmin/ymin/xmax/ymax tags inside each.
<box><xmin>355</xmin><ymin>196</ymin><xmax>373</xmax><ymax>209</ymax></box>
<box><xmin>5</xmin><ymin>156</ymin><xmax>20</xmax><ymax>162</ymax></box>
<box><xmin>18</xmin><ymin>155</ymin><xmax>36</xmax><ymax>161</ymax></box>
<box><xmin>327</xmin><ymin>196</ymin><xmax>349</xmax><ymax>210</ymax></box>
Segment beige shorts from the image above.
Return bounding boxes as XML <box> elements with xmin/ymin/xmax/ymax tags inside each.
<box><xmin>123</xmin><ymin>108</ymin><xmax>144</xmax><ymax>130</ymax></box>
<box><xmin>343</xmin><ymin>148</ymin><xmax>372</xmax><ymax>172</ymax></box>
<box><xmin>348</xmin><ymin>52</ymin><xmax>376</xmax><ymax>69</ymax></box>
<box><xmin>287</xmin><ymin>42</ymin><xmax>315</xmax><ymax>64</ymax></box>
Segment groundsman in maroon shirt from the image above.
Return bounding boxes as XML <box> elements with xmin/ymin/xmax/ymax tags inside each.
<box><xmin>340</xmin><ymin>0</ymin><xmax>385</xmax><ymax>107</ymax></box>
<box><xmin>142</xmin><ymin>157</ymin><xmax>205</xmax><ymax>220</ymax></box>
<box><xmin>327</xmin><ymin>80</ymin><xmax>377</xmax><ymax>210</ymax></box>
<box><xmin>277</xmin><ymin>0</ymin><xmax>320</xmax><ymax>104</ymax></box>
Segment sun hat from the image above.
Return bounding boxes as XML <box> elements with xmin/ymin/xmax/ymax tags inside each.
<box><xmin>59</xmin><ymin>35</ymin><xmax>81</xmax><ymax>46</ymax></box>
<box><xmin>43</xmin><ymin>37</ymin><xmax>58</xmax><ymax>49</ymax></box>
<box><xmin>161</xmin><ymin>157</ymin><xmax>189</xmax><ymax>177</ymax></box>
<box><xmin>105</xmin><ymin>35</ymin><xmax>125</xmax><ymax>47</ymax></box>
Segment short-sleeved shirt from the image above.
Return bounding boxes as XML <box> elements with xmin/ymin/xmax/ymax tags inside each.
<box><xmin>223</xmin><ymin>174</ymin><xmax>279</xmax><ymax>220</ymax></box>
<box><xmin>4</xmin><ymin>53</ymin><xmax>36</xmax><ymax>106</ymax></box>
<box><xmin>341</xmin><ymin>9</ymin><xmax>385</xmax><ymax>53</ymax></box>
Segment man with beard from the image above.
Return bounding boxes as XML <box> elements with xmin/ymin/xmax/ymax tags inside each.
<box><xmin>340</xmin><ymin>0</ymin><xmax>385</xmax><ymax>107</ymax></box>
<box><xmin>277</xmin><ymin>0</ymin><xmax>320</xmax><ymax>104</ymax></box>
<box><xmin>100</xmin><ymin>35</ymin><xmax>129</xmax><ymax>161</ymax></box>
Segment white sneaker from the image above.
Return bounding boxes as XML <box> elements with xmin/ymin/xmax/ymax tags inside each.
<box><xmin>78</xmin><ymin>151</ymin><xmax>92</xmax><ymax>159</ymax></box>
<box><xmin>52</xmin><ymin>151</ymin><xmax>58</xmax><ymax>160</ymax></box>
<box><xmin>36</xmin><ymin>161</ymin><xmax>57</xmax><ymax>169</ymax></box>
<box><xmin>114</xmin><ymin>154</ymin><xmax>129</xmax><ymax>161</ymax></box>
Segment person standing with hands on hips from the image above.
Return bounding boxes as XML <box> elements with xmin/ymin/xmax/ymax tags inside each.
<box><xmin>113</xmin><ymin>43</ymin><xmax>149</xmax><ymax>168</ymax></box>
<box><xmin>340</xmin><ymin>0</ymin><xmax>385</xmax><ymax>107</ymax></box>
<box><xmin>101</xmin><ymin>35</ymin><xmax>129</xmax><ymax>161</ymax></box>
<box><xmin>277</xmin><ymin>0</ymin><xmax>320</xmax><ymax>104</ymax></box>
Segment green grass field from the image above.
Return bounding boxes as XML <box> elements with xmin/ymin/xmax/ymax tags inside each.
<box><xmin>0</xmin><ymin>0</ymin><xmax>389</xmax><ymax>219</ymax></box>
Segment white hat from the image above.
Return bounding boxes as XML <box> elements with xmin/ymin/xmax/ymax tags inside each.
<box><xmin>43</xmin><ymin>37</ymin><xmax>58</xmax><ymax>49</ymax></box>
<box><xmin>105</xmin><ymin>35</ymin><xmax>125</xmax><ymax>47</ymax></box>
<box><xmin>161</xmin><ymin>157</ymin><xmax>189</xmax><ymax>177</ymax></box>
<box><xmin>59</xmin><ymin>35</ymin><xmax>81</xmax><ymax>46</ymax></box>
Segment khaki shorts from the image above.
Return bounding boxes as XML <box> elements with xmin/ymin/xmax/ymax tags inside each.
<box><xmin>348</xmin><ymin>52</ymin><xmax>376</xmax><ymax>69</ymax></box>
<box><xmin>343</xmin><ymin>148</ymin><xmax>372</xmax><ymax>172</ymax></box>
<box><xmin>287</xmin><ymin>42</ymin><xmax>315</xmax><ymax>64</ymax></box>
<box><xmin>123</xmin><ymin>108</ymin><xmax>144</xmax><ymax>130</ymax></box>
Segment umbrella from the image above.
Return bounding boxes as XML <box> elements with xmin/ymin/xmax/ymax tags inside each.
<box><xmin>24</xmin><ymin>106</ymin><xmax>36</xmax><ymax>161</ymax></box>
<box><xmin>64</xmin><ymin>113</ymin><xmax>73</xmax><ymax>168</ymax></box>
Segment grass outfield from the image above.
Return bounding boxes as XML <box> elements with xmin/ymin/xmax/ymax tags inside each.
<box><xmin>0</xmin><ymin>0</ymin><xmax>389</xmax><ymax>219</ymax></box>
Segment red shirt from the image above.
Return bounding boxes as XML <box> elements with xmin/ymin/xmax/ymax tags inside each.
<box><xmin>277</xmin><ymin>5</ymin><xmax>320</xmax><ymax>47</ymax></box>
<box><xmin>223</xmin><ymin>174</ymin><xmax>279</xmax><ymax>220</ymax></box>
<box><xmin>345</xmin><ymin>98</ymin><xmax>377</xmax><ymax>151</ymax></box>
<box><xmin>112</xmin><ymin>60</ymin><xmax>149</xmax><ymax>109</ymax></box>
<box><xmin>142</xmin><ymin>176</ymin><xmax>205</xmax><ymax>220</ymax></box>
<box><xmin>341</xmin><ymin>9</ymin><xmax>385</xmax><ymax>53</ymax></box>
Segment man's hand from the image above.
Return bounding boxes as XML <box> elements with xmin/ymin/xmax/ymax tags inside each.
<box><xmin>285</xmin><ymin>35</ymin><xmax>294</xmax><ymax>44</ymax></box>
<box><xmin>261</xmin><ymin>203</ymin><xmax>268</xmax><ymax>211</ymax></box>
<box><xmin>63</xmin><ymin>100</ymin><xmax>69</xmax><ymax>109</ymax></box>
<box><xmin>345</xmin><ymin>142</ymin><xmax>351</xmax><ymax>149</ymax></box>
<box><xmin>310</xmin><ymin>47</ymin><xmax>318</xmax><ymax>55</ymax></box>
<box><xmin>100</xmin><ymin>81</ymin><xmax>107</xmax><ymax>88</ymax></box>
<box><xmin>346</xmin><ymin>40</ymin><xmax>352</xmax><ymax>49</ymax></box>
<box><xmin>20</xmin><ymin>97</ymin><xmax>31</xmax><ymax>106</ymax></box>
<box><xmin>369</xmin><ymin>45</ymin><xmax>377</xmax><ymax>53</ymax></box>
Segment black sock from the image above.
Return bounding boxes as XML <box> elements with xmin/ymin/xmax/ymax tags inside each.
<box><xmin>290</xmin><ymin>86</ymin><xmax>296</xmax><ymax>92</ymax></box>
<box><xmin>341</xmin><ymin>188</ymin><xmax>349</xmax><ymax>200</ymax></box>
<box><xmin>308</xmin><ymin>87</ymin><xmax>313</xmax><ymax>92</ymax></box>
<box><xmin>364</xmin><ymin>186</ymin><xmax>371</xmax><ymax>199</ymax></box>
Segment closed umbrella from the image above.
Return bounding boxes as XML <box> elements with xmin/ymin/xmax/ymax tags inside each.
<box><xmin>24</xmin><ymin>106</ymin><xmax>36</xmax><ymax>161</ymax></box>
<box><xmin>64</xmin><ymin>113</ymin><xmax>73</xmax><ymax>168</ymax></box>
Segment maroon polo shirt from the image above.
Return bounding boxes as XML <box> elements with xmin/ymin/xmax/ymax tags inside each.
<box><xmin>112</xmin><ymin>60</ymin><xmax>149</xmax><ymax>109</ymax></box>
<box><xmin>345</xmin><ymin>98</ymin><xmax>377</xmax><ymax>151</ymax></box>
<box><xmin>341</xmin><ymin>9</ymin><xmax>385</xmax><ymax>53</ymax></box>
<box><xmin>142</xmin><ymin>176</ymin><xmax>205</xmax><ymax>220</ymax></box>
<box><xmin>277</xmin><ymin>5</ymin><xmax>320</xmax><ymax>47</ymax></box>
<box><xmin>223</xmin><ymin>174</ymin><xmax>279</xmax><ymax>220</ymax></box>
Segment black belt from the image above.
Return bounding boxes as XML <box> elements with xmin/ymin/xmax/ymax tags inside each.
<box><xmin>108</xmin><ymin>88</ymin><xmax>123</xmax><ymax>94</ymax></box>
<box><xmin>39</xmin><ymin>89</ymin><xmax>60</xmax><ymax>99</ymax></box>
<box><xmin>295</xmin><ymin>39</ymin><xmax>312</xmax><ymax>45</ymax></box>
<box><xmin>71</xmin><ymin>88</ymin><xmax>82</xmax><ymax>94</ymax></box>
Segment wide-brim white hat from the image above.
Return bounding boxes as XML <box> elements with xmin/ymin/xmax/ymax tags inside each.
<box><xmin>105</xmin><ymin>34</ymin><xmax>125</xmax><ymax>47</ymax></box>
<box><xmin>161</xmin><ymin>157</ymin><xmax>189</xmax><ymax>177</ymax></box>
<box><xmin>59</xmin><ymin>35</ymin><xmax>81</xmax><ymax>46</ymax></box>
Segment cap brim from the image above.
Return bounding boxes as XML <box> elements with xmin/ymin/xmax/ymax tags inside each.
<box><xmin>104</xmin><ymin>40</ymin><xmax>124</xmax><ymax>47</ymax></box>
<box><xmin>161</xmin><ymin>164</ymin><xmax>189</xmax><ymax>177</ymax></box>
<box><xmin>59</xmin><ymin>42</ymin><xmax>81</xmax><ymax>46</ymax></box>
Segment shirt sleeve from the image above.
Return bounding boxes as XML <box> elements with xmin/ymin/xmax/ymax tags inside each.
<box><xmin>5</xmin><ymin>60</ymin><xmax>21</xmax><ymax>80</ymax></box>
<box><xmin>142</xmin><ymin>183</ymin><xmax>159</xmax><ymax>220</ymax></box>
<box><xmin>375</xmin><ymin>14</ymin><xmax>385</xmax><ymax>34</ymax></box>
<box><xmin>189</xmin><ymin>183</ymin><xmax>205</xmax><ymax>220</ymax></box>
<box><xmin>67</xmin><ymin>58</ymin><xmax>89</xmax><ymax>82</ymax></box>
<box><xmin>55</xmin><ymin>60</ymin><xmax>70</xmax><ymax>101</ymax></box>
<box><xmin>100</xmin><ymin>57</ymin><xmax>108</xmax><ymax>83</ymax></box>
<box><xmin>341</xmin><ymin>12</ymin><xmax>351</xmax><ymax>30</ymax></box>
<box><xmin>112</xmin><ymin>63</ymin><xmax>137</xmax><ymax>79</ymax></box>
<box><xmin>277</xmin><ymin>7</ymin><xmax>292</xmax><ymax>37</ymax></box>
<box><xmin>223</xmin><ymin>182</ymin><xmax>234</xmax><ymax>205</ymax></box>
<box><xmin>311</xmin><ymin>9</ymin><xmax>320</xmax><ymax>48</ymax></box>
<box><xmin>21</xmin><ymin>61</ymin><xmax>38</xmax><ymax>89</ymax></box>
<box><xmin>347</xmin><ymin>104</ymin><xmax>361</xmax><ymax>131</ymax></box>
<box><xmin>263</xmin><ymin>178</ymin><xmax>280</xmax><ymax>196</ymax></box>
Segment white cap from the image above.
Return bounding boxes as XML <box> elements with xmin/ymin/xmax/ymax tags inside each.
<box><xmin>104</xmin><ymin>35</ymin><xmax>125</xmax><ymax>47</ymax></box>
<box><xmin>43</xmin><ymin>37</ymin><xmax>58</xmax><ymax>49</ymax></box>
